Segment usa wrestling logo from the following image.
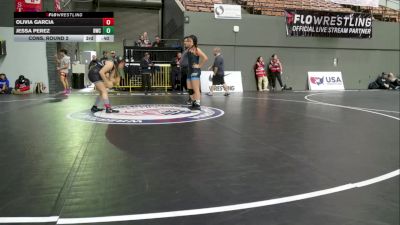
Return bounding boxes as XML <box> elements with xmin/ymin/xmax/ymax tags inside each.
<box><xmin>310</xmin><ymin>76</ymin><xmax>324</xmax><ymax>85</ymax></box>
<box><xmin>68</xmin><ymin>104</ymin><xmax>224</xmax><ymax>125</ymax></box>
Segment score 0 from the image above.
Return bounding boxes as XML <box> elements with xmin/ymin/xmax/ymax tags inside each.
<box><xmin>102</xmin><ymin>18</ymin><xmax>114</xmax><ymax>26</ymax></box>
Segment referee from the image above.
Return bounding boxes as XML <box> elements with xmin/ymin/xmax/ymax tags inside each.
<box><xmin>207</xmin><ymin>47</ymin><xmax>229</xmax><ymax>96</ymax></box>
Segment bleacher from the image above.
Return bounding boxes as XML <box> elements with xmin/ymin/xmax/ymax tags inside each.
<box><xmin>346</xmin><ymin>5</ymin><xmax>400</xmax><ymax>22</ymax></box>
<box><xmin>239</xmin><ymin>0</ymin><xmax>352</xmax><ymax>16</ymax></box>
<box><xmin>180</xmin><ymin>0</ymin><xmax>400</xmax><ymax>22</ymax></box>
<box><xmin>180</xmin><ymin>0</ymin><xmax>223</xmax><ymax>12</ymax></box>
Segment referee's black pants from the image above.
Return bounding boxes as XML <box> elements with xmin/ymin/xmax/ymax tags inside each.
<box><xmin>142</xmin><ymin>73</ymin><xmax>152</xmax><ymax>92</ymax></box>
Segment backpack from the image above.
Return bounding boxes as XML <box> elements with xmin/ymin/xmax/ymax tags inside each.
<box><xmin>35</xmin><ymin>82</ymin><xmax>46</xmax><ymax>93</ymax></box>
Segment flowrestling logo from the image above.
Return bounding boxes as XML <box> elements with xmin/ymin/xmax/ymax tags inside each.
<box><xmin>286</xmin><ymin>12</ymin><xmax>295</xmax><ymax>25</ymax></box>
<box><xmin>285</xmin><ymin>9</ymin><xmax>373</xmax><ymax>38</ymax></box>
<box><xmin>68</xmin><ymin>104</ymin><xmax>224</xmax><ymax>125</ymax></box>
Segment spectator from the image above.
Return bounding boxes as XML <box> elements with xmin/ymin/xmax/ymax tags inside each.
<box><xmin>268</xmin><ymin>53</ymin><xmax>284</xmax><ymax>91</ymax></box>
<box><xmin>387</xmin><ymin>73</ymin><xmax>400</xmax><ymax>90</ymax></box>
<box><xmin>110</xmin><ymin>51</ymin><xmax>126</xmax><ymax>87</ymax></box>
<box><xmin>110</xmin><ymin>50</ymin><xmax>116</xmax><ymax>61</ymax></box>
<box><xmin>255</xmin><ymin>56</ymin><xmax>269</xmax><ymax>91</ymax></box>
<box><xmin>88</xmin><ymin>55</ymin><xmax>98</xmax><ymax>71</ymax></box>
<box><xmin>0</xmin><ymin>73</ymin><xmax>11</xmax><ymax>94</ymax></box>
<box><xmin>140</xmin><ymin>52</ymin><xmax>154</xmax><ymax>94</ymax></box>
<box><xmin>100</xmin><ymin>50</ymin><xmax>110</xmax><ymax>61</ymax></box>
<box><xmin>13</xmin><ymin>75</ymin><xmax>30</xmax><ymax>94</ymax></box>
<box><xmin>368</xmin><ymin>72</ymin><xmax>390</xmax><ymax>89</ymax></box>
<box><xmin>143</xmin><ymin>32</ymin><xmax>151</xmax><ymax>47</ymax></box>
<box><xmin>152</xmin><ymin>35</ymin><xmax>165</xmax><ymax>48</ymax></box>
<box><xmin>179</xmin><ymin>47</ymin><xmax>189</xmax><ymax>92</ymax></box>
<box><xmin>170</xmin><ymin>52</ymin><xmax>182</xmax><ymax>91</ymax></box>
<box><xmin>135</xmin><ymin>35</ymin><xmax>145</xmax><ymax>47</ymax></box>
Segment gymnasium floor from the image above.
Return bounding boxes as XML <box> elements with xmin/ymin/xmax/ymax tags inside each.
<box><xmin>0</xmin><ymin>90</ymin><xmax>398</xmax><ymax>225</ymax></box>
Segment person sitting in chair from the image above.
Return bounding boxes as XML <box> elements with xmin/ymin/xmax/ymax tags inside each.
<box><xmin>152</xmin><ymin>35</ymin><xmax>165</xmax><ymax>48</ymax></box>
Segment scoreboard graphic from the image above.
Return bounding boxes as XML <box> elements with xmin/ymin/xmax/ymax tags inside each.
<box><xmin>14</xmin><ymin>12</ymin><xmax>114</xmax><ymax>42</ymax></box>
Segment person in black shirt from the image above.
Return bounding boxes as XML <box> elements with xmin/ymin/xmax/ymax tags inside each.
<box><xmin>207</xmin><ymin>47</ymin><xmax>229</xmax><ymax>96</ymax></box>
<box><xmin>110</xmin><ymin>50</ymin><xmax>116</xmax><ymax>61</ymax></box>
<box><xmin>13</xmin><ymin>75</ymin><xmax>30</xmax><ymax>94</ymax></box>
<box><xmin>135</xmin><ymin>35</ymin><xmax>145</xmax><ymax>47</ymax></box>
<box><xmin>88</xmin><ymin>56</ymin><xmax>124</xmax><ymax>113</ymax></box>
<box><xmin>368</xmin><ymin>72</ymin><xmax>390</xmax><ymax>89</ymax></box>
<box><xmin>179</xmin><ymin>45</ymin><xmax>189</xmax><ymax>93</ymax></box>
<box><xmin>140</xmin><ymin>52</ymin><xmax>154</xmax><ymax>94</ymax></box>
<box><xmin>170</xmin><ymin>52</ymin><xmax>182</xmax><ymax>91</ymax></box>
<box><xmin>152</xmin><ymin>35</ymin><xmax>165</xmax><ymax>48</ymax></box>
<box><xmin>88</xmin><ymin>55</ymin><xmax>98</xmax><ymax>71</ymax></box>
<box><xmin>100</xmin><ymin>50</ymin><xmax>109</xmax><ymax>61</ymax></box>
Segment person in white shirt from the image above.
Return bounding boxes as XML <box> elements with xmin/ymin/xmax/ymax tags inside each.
<box><xmin>56</xmin><ymin>49</ymin><xmax>71</xmax><ymax>94</ymax></box>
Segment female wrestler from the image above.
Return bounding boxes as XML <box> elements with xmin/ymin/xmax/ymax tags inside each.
<box><xmin>184</xmin><ymin>35</ymin><xmax>208</xmax><ymax>110</ymax></box>
<box><xmin>88</xmin><ymin>56</ymin><xmax>124</xmax><ymax>113</ymax></box>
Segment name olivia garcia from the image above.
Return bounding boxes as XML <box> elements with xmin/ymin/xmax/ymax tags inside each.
<box><xmin>15</xmin><ymin>19</ymin><xmax>55</xmax><ymax>25</ymax></box>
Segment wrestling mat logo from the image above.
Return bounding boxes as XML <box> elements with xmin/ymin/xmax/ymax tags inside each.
<box><xmin>68</xmin><ymin>104</ymin><xmax>225</xmax><ymax>125</ymax></box>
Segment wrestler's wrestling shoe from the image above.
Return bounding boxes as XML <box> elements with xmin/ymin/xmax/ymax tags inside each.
<box><xmin>106</xmin><ymin>107</ymin><xmax>119</xmax><ymax>113</ymax></box>
<box><xmin>189</xmin><ymin>102</ymin><xmax>201</xmax><ymax>111</ymax></box>
<box><xmin>91</xmin><ymin>105</ymin><xmax>104</xmax><ymax>113</ymax></box>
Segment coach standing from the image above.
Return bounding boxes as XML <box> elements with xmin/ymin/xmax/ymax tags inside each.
<box><xmin>140</xmin><ymin>52</ymin><xmax>154</xmax><ymax>95</ymax></box>
<box><xmin>207</xmin><ymin>47</ymin><xmax>229</xmax><ymax>96</ymax></box>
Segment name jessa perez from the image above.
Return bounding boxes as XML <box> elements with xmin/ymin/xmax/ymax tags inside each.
<box><xmin>16</xmin><ymin>28</ymin><xmax>51</xmax><ymax>34</ymax></box>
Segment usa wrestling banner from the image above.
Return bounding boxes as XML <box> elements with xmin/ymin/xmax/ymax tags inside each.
<box><xmin>285</xmin><ymin>9</ymin><xmax>373</xmax><ymax>38</ymax></box>
<box><xmin>308</xmin><ymin>72</ymin><xmax>345</xmax><ymax>90</ymax></box>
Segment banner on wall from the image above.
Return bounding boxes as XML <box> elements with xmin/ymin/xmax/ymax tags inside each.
<box><xmin>330</xmin><ymin>0</ymin><xmax>379</xmax><ymax>7</ymax></box>
<box><xmin>15</xmin><ymin>0</ymin><xmax>42</xmax><ymax>12</ymax></box>
<box><xmin>200</xmin><ymin>71</ymin><xmax>243</xmax><ymax>93</ymax></box>
<box><xmin>308</xmin><ymin>72</ymin><xmax>345</xmax><ymax>90</ymax></box>
<box><xmin>285</xmin><ymin>9</ymin><xmax>373</xmax><ymax>38</ymax></box>
<box><xmin>214</xmin><ymin>4</ymin><xmax>242</xmax><ymax>19</ymax></box>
